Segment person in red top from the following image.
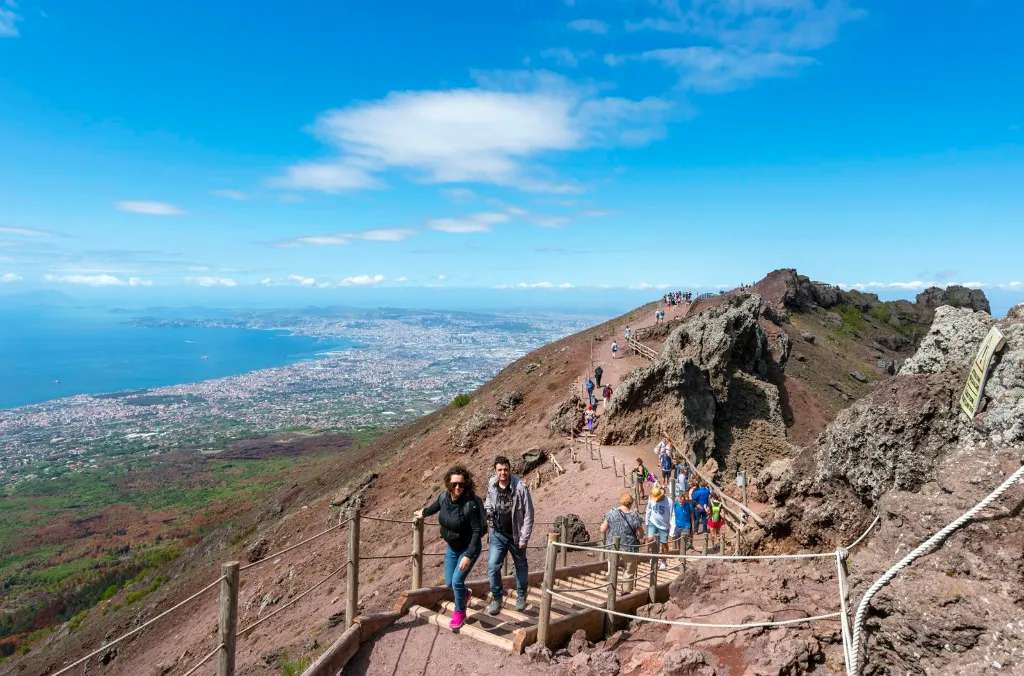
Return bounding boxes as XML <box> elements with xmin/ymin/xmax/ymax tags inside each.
<box><xmin>602</xmin><ymin>384</ymin><xmax>613</xmax><ymax>411</ymax></box>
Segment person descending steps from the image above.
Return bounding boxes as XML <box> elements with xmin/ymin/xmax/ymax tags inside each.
<box><xmin>594</xmin><ymin>365</ymin><xmax>603</xmax><ymax>388</ymax></box>
<box><xmin>484</xmin><ymin>456</ymin><xmax>535</xmax><ymax>615</ymax></box>
<box><xmin>417</xmin><ymin>466</ymin><xmax>485</xmax><ymax>630</ymax></box>
<box><xmin>644</xmin><ymin>485</ymin><xmax>672</xmax><ymax>569</ymax></box>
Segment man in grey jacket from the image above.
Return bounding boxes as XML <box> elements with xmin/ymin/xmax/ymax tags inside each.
<box><xmin>483</xmin><ymin>455</ymin><xmax>535</xmax><ymax>614</ymax></box>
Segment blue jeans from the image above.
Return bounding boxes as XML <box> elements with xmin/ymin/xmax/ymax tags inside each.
<box><xmin>443</xmin><ymin>545</ymin><xmax>478</xmax><ymax>612</ymax></box>
<box><xmin>487</xmin><ymin>531</ymin><xmax>529</xmax><ymax>601</ymax></box>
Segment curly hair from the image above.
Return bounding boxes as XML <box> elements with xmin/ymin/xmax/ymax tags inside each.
<box><xmin>444</xmin><ymin>465</ymin><xmax>475</xmax><ymax>497</ymax></box>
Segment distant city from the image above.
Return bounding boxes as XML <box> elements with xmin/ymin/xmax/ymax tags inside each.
<box><xmin>0</xmin><ymin>308</ymin><xmax>597</xmax><ymax>488</ymax></box>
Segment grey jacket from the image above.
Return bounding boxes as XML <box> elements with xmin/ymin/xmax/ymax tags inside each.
<box><xmin>484</xmin><ymin>475</ymin><xmax>535</xmax><ymax>547</ymax></box>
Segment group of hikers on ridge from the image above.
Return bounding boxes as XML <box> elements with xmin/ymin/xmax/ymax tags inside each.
<box><xmin>417</xmin><ymin>440</ymin><xmax>729</xmax><ymax>630</ymax></box>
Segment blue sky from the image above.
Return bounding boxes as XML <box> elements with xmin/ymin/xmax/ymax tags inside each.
<box><xmin>1</xmin><ymin>1</ymin><xmax>1023</xmax><ymax>312</ymax></box>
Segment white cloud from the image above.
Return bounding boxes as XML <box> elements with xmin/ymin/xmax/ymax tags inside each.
<box><xmin>568</xmin><ymin>18</ymin><xmax>608</xmax><ymax>34</ymax></box>
<box><xmin>441</xmin><ymin>187</ymin><xmax>478</xmax><ymax>203</ymax></box>
<box><xmin>395</xmin><ymin>276</ymin><xmax>409</xmax><ymax>283</ymax></box>
<box><xmin>288</xmin><ymin>274</ymin><xmax>317</xmax><ymax>287</ymax></box>
<box><xmin>629</xmin><ymin>281</ymin><xmax>671</xmax><ymax>290</ymax></box>
<box><xmin>1</xmin><ymin>272</ymin><xmax>22</xmax><ymax>283</ymax></box>
<box><xmin>626</xmin><ymin>47</ymin><xmax>814</xmax><ymax>92</ymax></box>
<box><xmin>271</xmin><ymin>161</ymin><xmax>381</xmax><ymax>193</ymax></box>
<box><xmin>275</xmin><ymin>74</ymin><xmax>671</xmax><ymax>194</ymax></box>
<box><xmin>44</xmin><ymin>273</ymin><xmax>153</xmax><ymax>287</ymax></box>
<box><xmin>186</xmin><ymin>276</ymin><xmax>238</xmax><ymax>287</ymax></box>
<box><xmin>0</xmin><ymin>6</ymin><xmax>19</xmax><ymax>38</ymax></box>
<box><xmin>428</xmin><ymin>212</ymin><xmax>509</xmax><ymax>233</ymax></box>
<box><xmin>841</xmin><ymin>280</ymin><xmax>985</xmax><ymax>291</ymax></box>
<box><xmin>360</xmin><ymin>228</ymin><xmax>416</xmax><ymax>242</ymax></box>
<box><xmin>627</xmin><ymin>0</ymin><xmax>865</xmax><ymax>51</ymax></box>
<box><xmin>500</xmin><ymin>280</ymin><xmax>575</xmax><ymax>290</ymax></box>
<box><xmin>340</xmin><ymin>274</ymin><xmax>385</xmax><ymax>286</ymax></box>
<box><xmin>211</xmin><ymin>189</ymin><xmax>249</xmax><ymax>201</ymax></box>
<box><xmin>278</xmin><ymin>228</ymin><xmax>416</xmax><ymax>247</ymax></box>
<box><xmin>115</xmin><ymin>201</ymin><xmax>184</xmax><ymax>216</ymax></box>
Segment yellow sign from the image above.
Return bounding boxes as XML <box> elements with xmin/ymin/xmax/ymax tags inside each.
<box><xmin>960</xmin><ymin>325</ymin><xmax>1006</xmax><ymax>419</ymax></box>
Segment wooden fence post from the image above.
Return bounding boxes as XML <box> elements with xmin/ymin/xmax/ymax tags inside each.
<box><xmin>537</xmin><ymin>532</ymin><xmax>558</xmax><ymax>648</ymax></box>
<box><xmin>411</xmin><ymin>514</ymin><xmax>423</xmax><ymax>590</ymax></box>
<box><xmin>346</xmin><ymin>510</ymin><xmax>360</xmax><ymax>630</ymax></box>
<box><xmin>703</xmin><ymin>531</ymin><xmax>709</xmax><ymax>556</ymax></box>
<box><xmin>648</xmin><ymin>540</ymin><xmax>658</xmax><ymax>604</ymax></box>
<box><xmin>217</xmin><ymin>561</ymin><xmax>239</xmax><ymax>676</ymax></box>
<box><xmin>560</xmin><ymin>521</ymin><xmax>569</xmax><ymax>568</ymax></box>
<box><xmin>836</xmin><ymin>549</ymin><xmax>854</xmax><ymax>670</ymax></box>
<box><xmin>605</xmin><ymin>537</ymin><xmax>620</xmax><ymax>637</ymax></box>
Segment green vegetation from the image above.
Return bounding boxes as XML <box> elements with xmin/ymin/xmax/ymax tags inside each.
<box><xmin>451</xmin><ymin>393</ymin><xmax>472</xmax><ymax>408</ymax></box>
<box><xmin>867</xmin><ymin>303</ymin><xmax>893</xmax><ymax>324</ymax></box>
<box><xmin>279</xmin><ymin>655</ymin><xmax>311</xmax><ymax>675</ymax></box>
<box><xmin>0</xmin><ymin>444</ymin><xmax>357</xmax><ymax>652</ymax></box>
<box><xmin>835</xmin><ymin>304</ymin><xmax>867</xmax><ymax>336</ymax></box>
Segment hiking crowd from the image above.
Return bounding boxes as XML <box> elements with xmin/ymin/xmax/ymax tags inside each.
<box><xmin>416</xmin><ymin>436</ymin><xmax>728</xmax><ymax>629</ymax></box>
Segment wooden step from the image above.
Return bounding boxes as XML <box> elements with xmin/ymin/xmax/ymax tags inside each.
<box><xmin>439</xmin><ymin>601</ymin><xmax>527</xmax><ymax>632</ymax></box>
<box><xmin>408</xmin><ymin>605</ymin><xmax>514</xmax><ymax>652</ymax></box>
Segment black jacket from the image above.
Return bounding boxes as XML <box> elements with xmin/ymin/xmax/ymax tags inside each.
<box><xmin>422</xmin><ymin>491</ymin><xmax>483</xmax><ymax>559</ymax></box>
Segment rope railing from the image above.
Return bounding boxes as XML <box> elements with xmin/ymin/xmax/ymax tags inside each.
<box><xmin>181</xmin><ymin>643</ymin><xmax>223</xmax><ymax>676</ymax></box>
<box><xmin>848</xmin><ymin>464</ymin><xmax>1024</xmax><ymax>675</ymax></box>
<box><xmin>237</xmin><ymin>560</ymin><xmax>348</xmax><ymax>637</ymax></box>
<box><xmin>49</xmin><ymin>575</ymin><xmax>225</xmax><ymax>676</ymax></box>
<box><xmin>240</xmin><ymin>517</ymin><xmax>351</xmax><ymax>572</ymax></box>
<box><xmin>547</xmin><ymin>590</ymin><xmax>841</xmax><ymax>630</ymax></box>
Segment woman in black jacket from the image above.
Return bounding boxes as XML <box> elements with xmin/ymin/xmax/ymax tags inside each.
<box><xmin>416</xmin><ymin>465</ymin><xmax>482</xmax><ymax>629</ymax></box>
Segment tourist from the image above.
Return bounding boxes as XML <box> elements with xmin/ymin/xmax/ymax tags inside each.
<box><xmin>484</xmin><ymin>455</ymin><xmax>535</xmax><ymax>615</ymax></box>
<box><xmin>707</xmin><ymin>496</ymin><xmax>725</xmax><ymax>546</ymax></box>
<box><xmin>673</xmin><ymin>462</ymin><xmax>689</xmax><ymax>497</ymax></box>
<box><xmin>644</xmin><ymin>485</ymin><xmax>672</xmax><ymax>568</ymax></box>
<box><xmin>624</xmin><ymin>325</ymin><xmax>632</xmax><ymax>341</ymax></box>
<box><xmin>692</xmin><ymin>481</ymin><xmax>711</xmax><ymax>534</ymax></box>
<box><xmin>417</xmin><ymin>465</ymin><xmax>484</xmax><ymax>629</ymax></box>
<box><xmin>594</xmin><ymin>365</ymin><xmax>603</xmax><ymax>388</ymax></box>
<box><xmin>654</xmin><ymin>438</ymin><xmax>673</xmax><ymax>483</ymax></box>
<box><xmin>611</xmin><ymin>340</ymin><xmax>620</xmax><ymax>359</ymax></box>
<box><xmin>584</xmin><ymin>377</ymin><xmax>596</xmax><ymax>406</ymax></box>
<box><xmin>585</xmin><ymin>404</ymin><xmax>596</xmax><ymax>432</ymax></box>
<box><xmin>602</xmin><ymin>384</ymin><xmax>613</xmax><ymax>411</ymax></box>
<box><xmin>631</xmin><ymin>457</ymin><xmax>650</xmax><ymax>502</ymax></box>
<box><xmin>670</xmin><ymin>492</ymin><xmax>694</xmax><ymax>549</ymax></box>
<box><xmin>599</xmin><ymin>491</ymin><xmax>643</xmax><ymax>582</ymax></box>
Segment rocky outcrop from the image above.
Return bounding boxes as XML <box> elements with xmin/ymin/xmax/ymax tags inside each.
<box><xmin>915</xmin><ymin>285</ymin><xmax>991</xmax><ymax>314</ymax></box>
<box><xmin>602</xmin><ymin>295</ymin><xmax>792</xmax><ymax>475</ymax></box>
<box><xmin>901</xmin><ymin>305</ymin><xmax>1024</xmax><ymax>446</ymax></box>
<box><xmin>548</xmin><ymin>393</ymin><xmax>584</xmax><ymax>436</ymax></box>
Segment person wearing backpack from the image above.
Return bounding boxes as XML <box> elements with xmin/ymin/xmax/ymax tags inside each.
<box><xmin>602</xmin><ymin>384</ymin><xmax>613</xmax><ymax>411</ymax></box>
<box><xmin>416</xmin><ymin>465</ymin><xmax>484</xmax><ymax>629</ymax></box>
<box><xmin>484</xmin><ymin>456</ymin><xmax>535</xmax><ymax>615</ymax></box>
<box><xmin>594</xmin><ymin>365</ymin><xmax>604</xmax><ymax>388</ymax></box>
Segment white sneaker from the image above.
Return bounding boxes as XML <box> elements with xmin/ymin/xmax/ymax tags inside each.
<box><xmin>658</xmin><ymin>561</ymin><xmax>667</xmax><ymax>570</ymax></box>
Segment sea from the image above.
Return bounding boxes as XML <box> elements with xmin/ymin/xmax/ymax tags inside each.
<box><xmin>0</xmin><ymin>307</ymin><xmax>353</xmax><ymax>410</ymax></box>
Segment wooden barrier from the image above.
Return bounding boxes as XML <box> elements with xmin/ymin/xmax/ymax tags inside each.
<box><xmin>301</xmin><ymin>611</ymin><xmax>401</xmax><ymax>676</ymax></box>
<box><xmin>346</xmin><ymin>511</ymin><xmax>360</xmax><ymax>629</ymax></box>
<box><xmin>411</xmin><ymin>515</ymin><xmax>424</xmax><ymax>590</ymax></box>
<box><xmin>605</xmin><ymin>537</ymin><xmax>619</xmax><ymax>637</ymax></box>
<box><xmin>218</xmin><ymin>562</ymin><xmax>239</xmax><ymax>676</ymax></box>
<box><xmin>537</xmin><ymin>532</ymin><xmax>559</xmax><ymax>647</ymax></box>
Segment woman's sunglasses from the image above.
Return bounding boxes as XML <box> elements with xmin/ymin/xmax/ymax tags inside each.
<box><xmin>449</xmin><ymin>481</ymin><xmax>465</xmax><ymax>488</ymax></box>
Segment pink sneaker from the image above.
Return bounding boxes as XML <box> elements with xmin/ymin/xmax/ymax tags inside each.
<box><xmin>449</xmin><ymin>610</ymin><xmax>466</xmax><ymax>630</ymax></box>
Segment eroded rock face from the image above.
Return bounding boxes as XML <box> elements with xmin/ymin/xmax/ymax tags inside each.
<box><xmin>813</xmin><ymin>370</ymin><xmax>973</xmax><ymax>505</ymax></box>
<box><xmin>900</xmin><ymin>305</ymin><xmax>1024</xmax><ymax>446</ymax></box>
<box><xmin>915</xmin><ymin>285</ymin><xmax>992</xmax><ymax>314</ymax></box>
<box><xmin>601</xmin><ymin>295</ymin><xmax>791</xmax><ymax>474</ymax></box>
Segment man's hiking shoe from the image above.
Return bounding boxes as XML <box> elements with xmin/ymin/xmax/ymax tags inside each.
<box><xmin>486</xmin><ymin>598</ymin><xmax>502</xmax><ymax>615</ymax></box>
<box><xmin>449</xmin><ymin>610</ymin><xmax>466</xmax><ymax>629</ymax></box>
<box><xmin>515</xmin><ymin>594</ymin><xmax>528</xmax><ymax>612</ymax></box>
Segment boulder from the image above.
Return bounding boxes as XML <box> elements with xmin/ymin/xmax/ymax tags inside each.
<box><xmin>662</xmin><ymin>647</ymin><xmax>718</xmax><ymax>675</ymax></box>
<box><xmin>497</xmin><ymin>390</ymin><xmax>523</xmax><ymax>415</ymax></box>
<box><xmin>900</xmin><ymin>306</ymin><xmax>993</xmax><ymax>376</ymax></box>
<box><xmin>514</xmin><ymin>448</ymin><xmax>547</xmax><ymax>475</ymax></box>
<box><xmin>548</xmin><ymin>393</ymin><xmax>584</xmax><ymax>436</ymax></box>
<box><xmin>246</xmin><ymin>538</ymin><xmax>270</xmax><ymax>563</ymax></box>
<box><xmin>916</xmin><ymin>285</ymin><xmax>991</xmax><ymax>314</ymax></box>
<box><xmin>553</xmin><ymin>514</ymin><xmax>591</xmax><ymax>544</ymax></box>
<box><xmin>566</xmin><ymin>629</ymin><xmax>591</xmax><ymax>657</ymax></box>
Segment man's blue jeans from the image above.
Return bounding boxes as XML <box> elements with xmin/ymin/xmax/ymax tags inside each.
<box><xmin>443</xmin><ymin>545</ymin><xmax>478</xmax><ymax>612</ymax></box>
<box><xmin>487</xmin><ymin>530</ymin><xmax>529</xmax><ymax>601</ymax></box>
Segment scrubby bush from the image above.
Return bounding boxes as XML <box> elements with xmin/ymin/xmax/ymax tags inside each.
<box><xmin>451</xmin><ymin>393</ymin><xmax>472</xmax><ymax>408</ymax></box>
